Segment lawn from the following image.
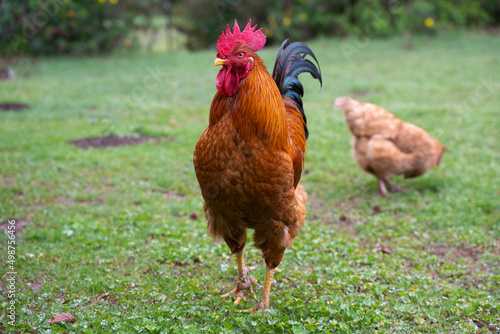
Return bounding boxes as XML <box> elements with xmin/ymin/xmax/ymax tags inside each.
<box><xmin>1</xmin><ymin>31</ymin><xmax>499</xmax><ymax>333</ymax></box>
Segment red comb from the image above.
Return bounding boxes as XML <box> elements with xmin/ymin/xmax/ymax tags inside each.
<box><xmin>216</xmin><ymin>20</ymin><xmax>266</xmax><ymax>56</ymax></box>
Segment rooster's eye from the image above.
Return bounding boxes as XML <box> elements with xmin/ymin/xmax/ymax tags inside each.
<box><xmin>237</xmin><ymin>52</ymin><xmax>244</xmax><ymax>58</ymax></box>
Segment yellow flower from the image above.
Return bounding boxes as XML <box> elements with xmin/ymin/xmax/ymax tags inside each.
<box><xmin>123</xmin><ymin>39</ymin><xmax>132</xmax><ymax>48</ymax></box>
<box><xmin>110</xmin><ymin>0</ymin><xmax>118</xmax><ymax>4</ymax></box>
<box><xmin>299</xmin><ymin>12</ymin><xmax>308</xmax><ymax>21</ymax></box>
<box><xmin>66</xmin><ymin>9</ymin><xmax>74</xmax><ymax>17</ymax></box>
<box><xmin>424</xmin><ymin>18</ymin><xmax>434</xmax><ymax>28</ymax></box>
<box><xmin>98</xmin><ymin>0</ymin><xmax>105</xmax><ymax>3</ymax></box>
<box><xmin>283</xmin><ymin>16</ymin><xmax>291</xmax><ymax>27</ymax></box>
<box><xmin>267</xmin><ymin>15</ymin><xmax>276</xmax><ymax>26</ymax></box>
<box><xmin>264</xmin><ymin>28</ymin><xmax>273</xmax><ymax>37</ymax></box>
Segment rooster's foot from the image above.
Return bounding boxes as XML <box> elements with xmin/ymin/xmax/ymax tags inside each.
<box><xmin>221</xmin><ymin>264</ymin><xmax>262</xmax><ymax>304</ymax></box>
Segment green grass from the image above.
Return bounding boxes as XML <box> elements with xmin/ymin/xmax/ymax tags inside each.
<box><xmin>1</xmin><ymin>31</ymin><xmax>499</xmax><ymax>333</ymax></box>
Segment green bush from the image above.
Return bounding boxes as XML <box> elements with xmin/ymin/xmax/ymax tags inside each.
<box><xmin>1</xmin><ymin>0</ymin><xmax>497</xmax><ymax>55</ymax></box>
<box><xmin>171</xmin><ymin>0</ymin><xmax>349</xmax><ymax>49</ymax></box>
<box><xmin>481</xmin><ymin>0</ymin><xmax>500</xmax><ymax>23</ymax></box>
<box><xmin>395</xmin><ymin>0</ymin><xmax>493</xmax><ymax>34</ymax></box>
<box><xmin>0</xmin><ymin>0</ymin><xmax>164</xmax><ymax>56</ymax></box>
<box><xmin>170</xmin><ymin>0</ymin><xmax>269</xmax><ymax>50</ymax></box>
<box><xmin>173</xmin><ymin>0</ymin><xmax>497</xmax><ymax>51</ymax></box>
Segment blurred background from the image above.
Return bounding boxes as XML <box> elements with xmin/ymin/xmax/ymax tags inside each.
<box><xmin>1</xmin><ymin>0</ymin><xmax>499</xmax><ymax>57</ymax></box>
<box><xmin>1</xmin><ymin>1</ymin><xmax>499</xmax><ymax>332</ymax></box>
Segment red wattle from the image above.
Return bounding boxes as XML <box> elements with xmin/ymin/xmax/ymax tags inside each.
<box><xmin>216</xmin><ymin>66</ymin><xmax>239</xmax><ymax>96</ymax></box>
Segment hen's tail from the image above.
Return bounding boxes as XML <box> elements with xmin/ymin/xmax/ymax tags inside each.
<box><xmin>272</xmin><ymin>40</ymin><xmax>322</xmax><ymax>139</ymax></box>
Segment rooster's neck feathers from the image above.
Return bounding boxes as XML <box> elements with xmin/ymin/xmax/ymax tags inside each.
<box><xmin>209</xmin><ymin>37</ymin><xmax>321</xmax><ymax>160</ymax></box>
<box><xmin>209</xmin><ymin>56</ymin><xmax>291</xmax><ymax>155</ymax></box>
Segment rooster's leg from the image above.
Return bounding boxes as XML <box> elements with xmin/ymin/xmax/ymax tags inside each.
<box><xmin>255</xmin><ymin>266</ymin><xmax>275</xmax><ymax>310</ymax></box>
<box><xmin>221</xmin><ymin>249</ymin><xmax>262</xmax><ymax>304</ymax></box>
<box><xmin>241</xmin><ymin>266</ymin><xmax>275</xmax><ymax>313</ymax></box>
<box><xmin>377</xmin><ymin>178</ymin><xmax>388</xmax><ymax>195</ymax></box>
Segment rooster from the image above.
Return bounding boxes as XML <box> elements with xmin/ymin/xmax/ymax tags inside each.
<box><xmin>335</xmin><ymin>97</ymin><xmax>446</xmax><ymax>195</ymax></box>
<box><xmin>193</xmin><ymin>20</ymin><xmax>321</xmax><ymax>311</ymax></box>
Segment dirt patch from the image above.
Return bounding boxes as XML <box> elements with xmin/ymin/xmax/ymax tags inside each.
<box><xmin>0</xmin><ymin>175</ymin><xmax>14</xmax><ymax>187</ymax></box>
<box><xmin>68</xmin><ymin>135</ymin><xmax>158</xmax><ymax>149</ymax></box>
<box><xmin>57</xmin><ymin>196</ymin><xmax>105</xmax><ymax>206</ymax></box>
<box><xmin>0</xmin><ymin>67</ymin><xmax>15</xmax><ymax>80</ymax></box>
<box><xmin>173</xmin><ymin>261</ymin><xmax>191</xmax><ymax>269</ymax></box>
<box><xmin>171</xmin><ymin>259</ymin><xmax>209</xmax><ymax>278</ymax></box>
<box><xmin>0</xmin><ymin>218</ymin><xmax>29</xmax><ymax>235</ymax></box>
<box><xmin>0</xmin><ymin>102</ymin><xmax>29</xmax><ymax>112</ymax></box>
<box><xmin>88</xmin><ymin>292</ymin><xmax>119</xmax><ymax>306</ymax></box>
<box><xmin>58</xmin><ymin>198</ymin><xmax>76</xmax><ymax>206</ymax></box>
<box><xmin>21</xmin><ymin>280</ymin><xmax>43</xmax><ymax>293</ymax></box>
<box><xmin>472</xmin><ymin>319</ymin><xmax>498</xmax><ymax>333</ymax></box>
<box><xmin>30</xmin><ymin>281</ymin><xmax>43</xmax><ymax>292</ymax></box>
<box><xmin>152</xmin><ymin>189</ymin><xmax>187</xmax><ymax>201</ymax></box>
<box><xmin>307</xmin><ymin>194</ymin><xmax>367</xmax><ymax>234</ymax></box>
<box><xmin>31</xmin><ymin>196</ymin><xmax>106</xmax><ymax>211</ymax></box>
<box><xmin>83</xmin><ymin>197</ymin><xmax>106</xmax><ymax>206</ymax></box>
<box><xmin>173</xmin><ymin>258</ymin><xmax>202</xmax><ymax>269</ymax></box>
<box><xmin>485</xmin><ymin>26</ymin><xmax>500</xmax><ymax>36</ymax></box>
<box><xmin>425</xmin><ymin>242</ymin><xmax>500</xmax><ymax>288</ymax></box>
<box><xmin>431</xmin><ymin>243</ymin><xmax>480</xmax><ymax>262</ymax></box>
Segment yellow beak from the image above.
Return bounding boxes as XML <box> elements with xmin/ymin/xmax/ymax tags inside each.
<box><xmin>214</xmin><ymin>58</ymin><xmax>229</xmax><ymax>66</ymax></box>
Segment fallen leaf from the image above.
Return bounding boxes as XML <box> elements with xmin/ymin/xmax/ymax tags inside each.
<box><xmin>372</xmin><ymin>205</ymin><xmax>381</xmax><ymax>215</ymax></box>
<box><xmin>47</xmin><ymin>312</ymin><xmax>76</xmax><ymax>324</ymax></box>
<box><xmin>374</xmin><ymin>246</ymin><xmax>393</xmax><ymax>254</ymax></box>
<box><xmin>189</xmin><ymin>213</ymin><xmax>198</xmax><ymax>220</ymax></box>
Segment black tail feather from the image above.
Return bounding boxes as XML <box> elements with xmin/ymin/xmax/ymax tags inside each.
<box><xmin>272</xmin><ymin>39</ymin><xmax>322</xmax><ymax>139</ymax></box>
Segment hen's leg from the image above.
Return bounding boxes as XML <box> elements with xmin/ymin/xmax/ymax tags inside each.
<box><xmin>221</xmin><ymin>249</ymin><xmax>261</xmax><ymax>304</ymax></box>
<box><xmin>384</xmin><ymin>180</ymin><xmax>406</xmax><ymax>192</ymax></box>
<box><xmin>377</xmin><ymin>178</ymin><xmax>388</xmax><ymax>195</ymax></box>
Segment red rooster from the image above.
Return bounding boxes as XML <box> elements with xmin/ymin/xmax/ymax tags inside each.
<box><xmin>193</xmin><ymin>20</ymin><xmax>321</xmax><ymax>311</ymax></box>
